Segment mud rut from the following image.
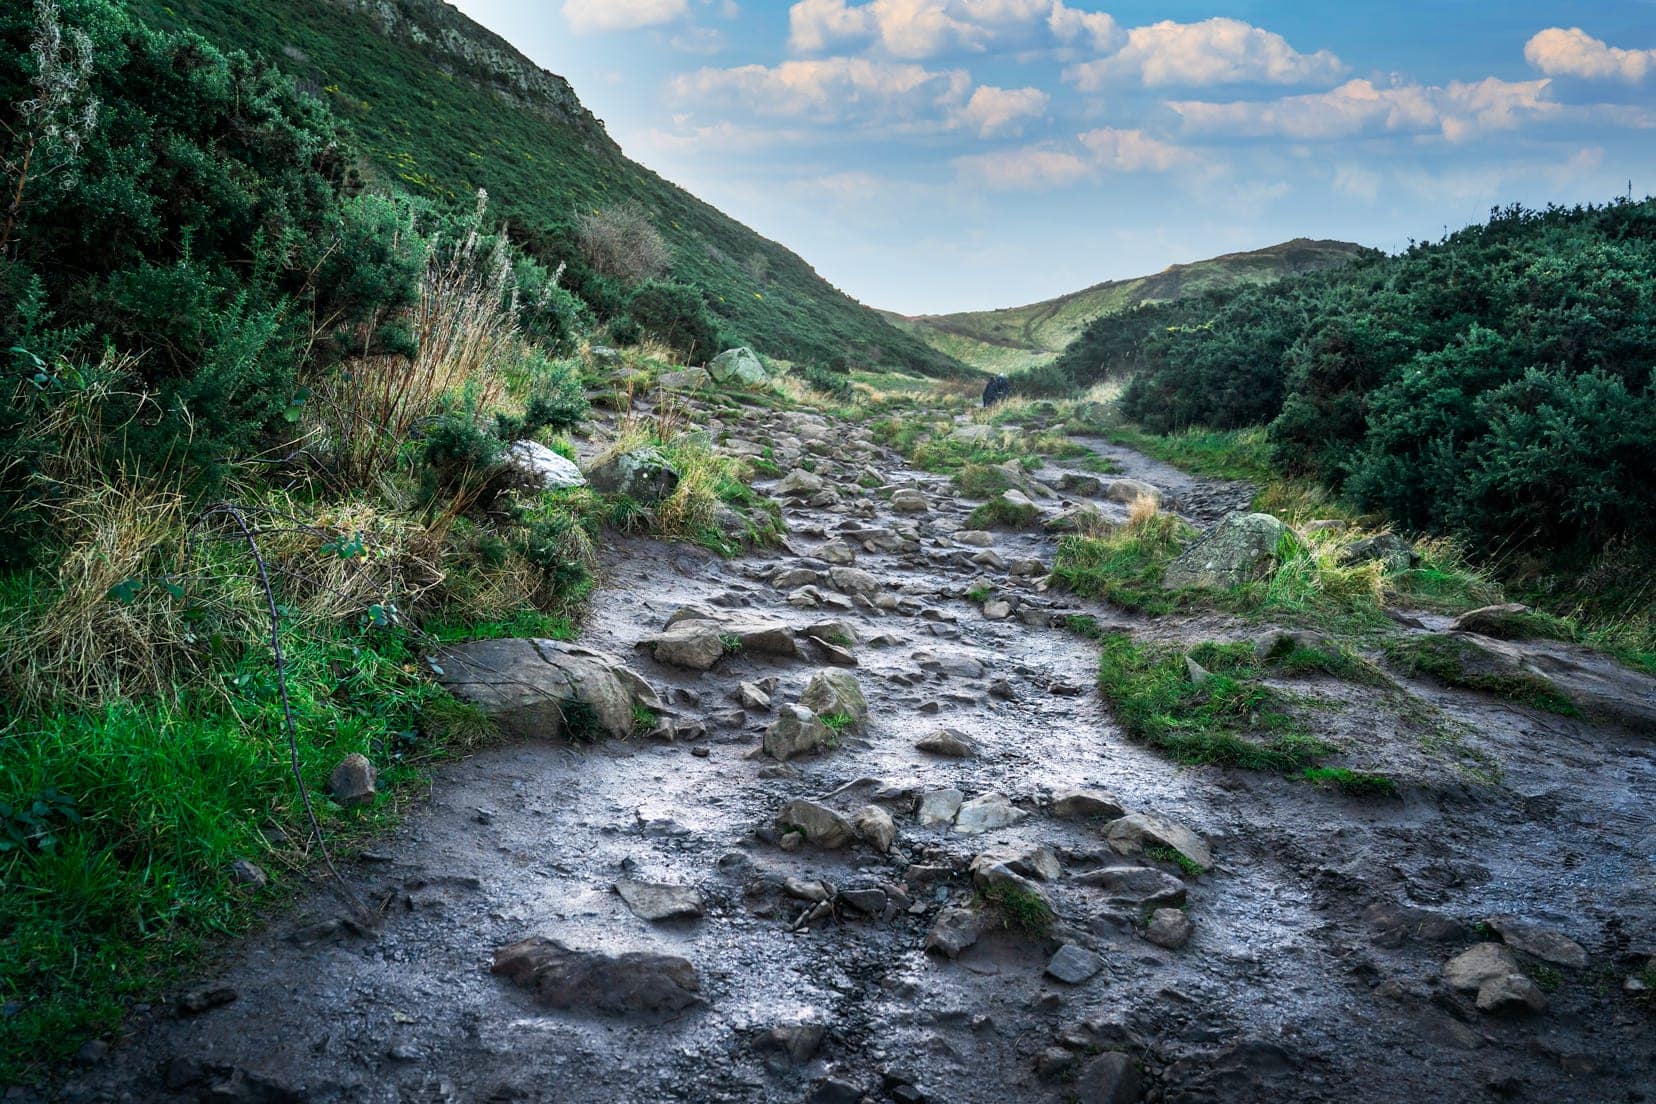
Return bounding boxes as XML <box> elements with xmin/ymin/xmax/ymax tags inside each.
<box><xmin>54</xmin><ymin>392</ymin><xmax>1656</xmax><ymax>1104</ymax></box>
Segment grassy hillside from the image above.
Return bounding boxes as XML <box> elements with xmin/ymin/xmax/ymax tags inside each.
<box><xmin>883</xmin><ymin>238</ymin><xmax>1371</xmax><ymax>373</ymax></box>
<box><xmin>131</xmin><ymin>0</ymin><xmax>964</xmax><ymax>377</ymax></box>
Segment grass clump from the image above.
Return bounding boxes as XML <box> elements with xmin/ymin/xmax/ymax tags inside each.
<box><xmin>1095</xmin><ymin>632</ymin><xmax>1331</xmax><ymax>770</ymax></box>
<box><xmin>1052</xmin><ymin>508</ymin><xmax>1195</xmax><ymax>615</ymax></box>
<box><xmin>957</xmin><ymin>462</ymin><xmax>1016</xmax><ymax>498</ymax></box>
<box><xmin>982</xmin><ymin>882</ymin><xmax>1055</xmax><ymax>936</ymax></box>
<box><xmin>966</xmin><ymin>495</ymin><xmax>1041</xmax><ymax>531</ymax></box>
<box><xmin>1301</xmin><ymin>767</ymin><xmax>1398</xmax><ymax>798</ymax></box>
<box><xmin>1387</xmin><ymin>636</ymin><xmax>1578</xmax><ymax>716</ymax></box>
<box><xmin>1146</xmin><ymin>846</ymin><xmax>1208</xmax><ymax>878</ymax></box>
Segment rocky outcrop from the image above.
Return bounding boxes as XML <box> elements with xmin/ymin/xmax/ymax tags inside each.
<box><xmin>1163</xmin><ymin>512</ymin><xmax>1298</xmax><ymax>590</ymax></box>
<box><xmin>708</xmin><ymin>347</ymin><xmax>769</xmax><ymax>388</ymax></box>
<box><xmin>436</xmin><ymin>638</ymin><xmax>666</xmax><ymax>741</ymax></box>
<box><xmin>584</xmin><ymin>447</ymin><xmax>680</xmax><ymax>503</ymax></box>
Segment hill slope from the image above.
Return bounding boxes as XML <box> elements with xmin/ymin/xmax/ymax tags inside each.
<box><xmin>133</xmin><ymin>0</ymin><xmax>964</xmax><ymax>377</ymax></box>
<box><xmin>883</xmin><ymin>238</ymin><xmax>1372</xmax><ymax>373</ymax></box>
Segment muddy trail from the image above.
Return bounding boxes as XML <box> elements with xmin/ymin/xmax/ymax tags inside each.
<box><xmin>51</xmin><ymin>390</ymin><xmax>1656</xmax><ymax>1104</ymax></box>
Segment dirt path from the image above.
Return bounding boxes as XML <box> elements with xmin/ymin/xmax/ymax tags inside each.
<box><xmin>51</xmin><ymin>393</ymin><xmax>1655</xmax><ymax>1104</ymax></box>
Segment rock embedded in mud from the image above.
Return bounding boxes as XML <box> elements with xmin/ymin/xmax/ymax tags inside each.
<box><xmin>613</xmin><ymin>878</ymin><xmax>705</xmax><ymax>922</ymax></box>
<box><xmin>925</xmin><ymin>907</ymin><xmax>983</xmax><ymax>959</ymax></box>
<box><xmin>1045</xmin><ymin>504</ymin><xmax>1112</xmax><ymax>534</ymax></box>
<box><xmin>505</xmin><ymin>439</ymin><xmax>586</xmax><ymax>490</ymax></box>
<box><xmin>708</xmin><ymin>346</ymin><xmax>769</xmax><ymax>387</ymax></box>
<box><xmin>1162</xmin><ymin>512</ymin><xmax>1299</xmax><ymax>591</ymax></box>
<box><xmin>1475</xmin><ymin>972</ymin><xmax>1548</xmax><ymax>1014</ymax></box>
<box><xmin>917</xmin><ymin>788</ymin><xmax>965</xmax><ymax>827</ymax></box>
<box><xmin>953</xmin><ymin>792</ymin><xmax>1026</xmax><ymax>836</ymax></box>
<box><xmin>982</xmin><ymin>599</ymin><xmax>1012</xmax><ymax>620</ymax></box>
<box><xmin>1047</xmin><ymin>944</ymin><xmax>1104</xmax><ymax>984</ymax></box>
<box><xmin>1072</xmin><ymin>865</ymin><xmax>1187</xmax><ymax>909</ymax></box>
<box><xmin>659</xmin><ymin>367</ymin><xmax>711</xmax><ymax>390</ymax></box>
<box><xmin>1105</xmin><ymin>812</ymin><xmax>1213</xmax><ymax>871</ymax></box>
<box><xmin>818</xmin><ymin>540</ymin><xmax>857</xmax><ymax>565</ymax></box>
<box><xmin>754</xmin><ymin>1022</ymin><xmax>826</xmax><ymax>1066</ymax></box>
<box><xmin>1105</xmin><ymin>478</ymin><xmax>1160</xmax><ymax>506</ymax></box>
<box><xmin>971</xmin><ymin>843</ymin><xmax>1061</xmax><ymax>882</ymax></box>
<box><xmin>852</xmin><ymin>805</ymin><xmax>897</xmax><ymax>853</ymax></box>
<box><xmin>1074</xmin><ymin>1051</ymin><xmax>1142</xmax><ymax>1104</ymax></box>
<box><xmin>490</xmin><ymin>937</ymin><xmax>701</xmax><ymax>1015</ymax></box>
<box><xmin>799</xmin><ymin>669</ymin><xmax>868</xmax><ymax>733</ymax></box>
<box><xmin>827</xmin><ymin>565</ymin><xmax>881</xmax><ymax>596</ymax></box>
<box><xmin>763</xmin><ymin>705</ymin><xmax>835</xmax><ymax>761</ymax></box>
<box><xmin>1253</xmin><ymin>628</ymin><xmax>1329</xmax><ymax>663</ymax></box>
<box><xmin>915</xmin><ymin>728</ymin><xmax>981</xmax><ymax>758</ymax></box>
<box><xmin>776</xmin><ymin>468</ymin><xmax>825</xmax><ymax>497</ymax></box>
<box><xmin>1406</xmin><ymin>631</ymin><xmax>1656</xmax><ymax>729</ymax></box>
<box><xmin>891</xmin><ymin>489</ymin><xmax>929</xmax><ymax>514</ymax></box>
<box><xmin>1051</xmin><ymin>789</ymin><xmax>1126</xmax><ymax>821</ymax></box>
<box><xmin>915</xmin><ymin>648</ymin><xmax>988</xmax><ymax>679</ymax></box>
<box><xmin>227</xmin><ymin>859</ymin><xmax>268</xmax><ymax>890</ymax></box>
<box><xmin>954</xmin><ymin>529</ymin><xmax>994</xmax><ymax>547</ymax></box>
<box><xmin>584</xmin><ymin>446</ymin><xmax>680</xmax><ymax>503</ymax></box>
<box><xmin>1442</xmin><ymin>942</ymin><xmax>1547</xmax><ymax>1013</ymax></box>
<box><xmin>1486</xmin><ymin>916</ymin><xmax>1587</xmax><ymax>968</ymax></box>
<box><xmin>1144</xmin><ymin>907</ymin><xmax>1193</xmax><ymax>949</ymax></box>
<box><xmin>1449</xmin><ymin>602</ymin><xmax>1533</xmax><ymax>637</ymax></box>
<box><xmin>776</xmin><ymin>799</ymin><xmax>857</xmax><ymax>848</ymax></box>
<box><xmin>326</xmin><ymin>753</ymin><xmax>377</xmax><ymax>807</ymax></box>
<box><xmin>438</xmin><ymin>638</ymin><xmax>668</xmax><ymax>741</ymax></box>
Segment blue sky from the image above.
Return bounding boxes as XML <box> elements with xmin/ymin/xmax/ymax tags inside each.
<box><xmin>450</xmin><ymin>1</ymin><xmax>1656</xmax><ymax>314</ymax></box>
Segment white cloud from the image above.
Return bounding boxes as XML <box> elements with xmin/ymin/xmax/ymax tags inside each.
<box><xmin>1331</xmin><ymin>164</ymin><xmax>1381</xmax><ymax>203</ymax></box>
<box><xmin>1525</xmin><ymin>27</ymin><xmax>1655</xmax><ymax>85</ymax></box>
<box><xmin>1169</xmin><ymin>77</ymin><xmax>1557</xmax><ymax>143</ymax></box>
<box><xmin>955</xmin><ymin>84</ymin><xmax>1049</xmax><ymax>136</ymax></box>
<box><xmin>788</xmin><ymin>0</ymin><xmax>1109</xmax><ymax>59</ymax></box>
<box><xmin>670</xmin><ymin>58</ymin><xmax>972</xmax><ymax>128</ymax></box>
<box><xmin>954</xmin><ymin>126</ymin><xmax>1195</xmax><ymax>189</ymax></box>
<box><xmin>562</xmin><ymin>0</ymin><xmax>689</xmax><ymax>33</ymax></box>
<box><xmin>1065</xmin><ymin>17</ymin><xmax>1344</xmax><ymax>89</ymax></box>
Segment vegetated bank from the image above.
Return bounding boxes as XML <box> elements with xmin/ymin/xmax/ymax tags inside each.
<box><xmin>128</xmin><ymin>0</ymin><xmax>964</xmax><ymax>380</ymax></box>
<box><xmin>1027</xmin><ymin>199</ymin><xmax>1656</xmax><ymax>643</ymax></box>
<box><xmin>0</xmin><ymin>0</ymin><xmax>796</xmax><ymax>1077</ymax></box>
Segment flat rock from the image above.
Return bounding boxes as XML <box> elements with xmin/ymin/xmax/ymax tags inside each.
<box><xmin>1105</xmin><ymin>812</ymin><xmax>1212</xmax><ymax>871</ymax></box>
<box><xmin>915</xmin><ymin>648</ymin><xmax>988</xmax><ymax>678</ymax></box>
<box><xmin>1051</xmin><ymin>788</ymin><xmax>1126</xmax><ymax>820</ymax></box>
<box><xmin>1073</xmin><ymin>864</ymin><xmax>1188</xmax><ymax>908</ymax></box>
<box><xmin>971</xmin><ymin>843</ymin><xmax>1061</xmax><ymax>882</ymax></box>
<box><xmin>1487</xmin><ymin>916</ymin><xmax>1587</xmax><ymax>968</ymax></box>
<box><xmin>776</xmin><ymin>799</ymin><xmax>856</xmax><ymax>848</ymax></box>
<box><xmin>915</xmin><ymin>728</ymin><xmax>981</xmax><ymax>758</ymax></box>
<box><xmin>925</xmin><ymin>907</ymin><xmax>983</xmax><ymax>959</ymax></box>
<box><xmin>614</xmin><ymin>879</ymin><xmax>705</xmax><ymax>922</ymax></box>
<box><xmin>917</xmin><ymin>788</ymin><xmax>965</xmax><ymax>827</ymax></box>
<box><xmin>1046</xmin><ymin>944</ymin><xmax>1104</xmax><ymax>984</ymax></box>
<box><xmin>1106</xmin><ymin>478</ymin><xmax>1160</xmax><ymax>505</ymax></box>
<box><xmin>953</xmin><ymin>792</ymin><xmax>1026</xmax><ymax>836</ymax></box>
<box><xmin>491</xmin><ymin>937</ymin><xmax>701</xmax><ymax>1014</ymax></box>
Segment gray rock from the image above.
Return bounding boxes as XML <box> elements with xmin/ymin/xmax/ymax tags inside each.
<box><xmin>817</xmin><ymin>540</ymin><xmax>857</xmax><ymax>565</ymax></box>
<box><xmin>918</xmin><ymin>788</ymin><xmax>965</xmax><ymax>827</ymax></box>
<box><xmin>227</xmin><ymin>859</ymin><xmax>268</xmax><ymax>889</ymax></box>
<box><xmin>1105</xmin><ymin>478</ymin><xmax>1160</xmax><ymax>506</ymax></box>
<box><xmin>954</xmin><ymin>529</ymin><xmax>995</xmax><ymax>547</ymax></box>
<box><xmin>852</xmin><ymin>805</ymin><xmax>897</xmax><ymax>852</ymax></box>
<box><xmin>326</xmin><ymin>753</ymin><xmax>376</xmax><ymax>807</ymax></box>
<box><xmin>1476</xmin><ymin>972</ymin><xmax>1548</xmax><ymax>1014</ymax></box>
<box><xmin>709</xmin><ymin>346</ymin><xmax>770</xmax><ymax>387</ymax></box>
<box><xmin>1047</xmin><ymin>944</ymin><xmax>1104</xmax><ymax>984</ymax></box>
<box><xmin>827</xmin><ymin>565</ymin><xmax>881</xmax><ymax>596</ymax></box>
<box><xmin>1487</xmin><ymin>916</ymin><xmax>1587</xmax><ymax>968</ymax></box>
<box><xmin>915</xmin><ymin>648</ymin><xmax>988</xmax><ymax>678</ymax></box>
<box><xmin>1339</xmin><ymin>532</ymin><xmax>1419</xmax><ymax>573</ymax></box>
<box><xmin>1073</xmin><ymin>865</ymin><xmax>1187</xmax><ymax>909</ymax></box>
<box><xmin>614</xmin><ymin>879</ymin><xmax>705</xmax><ymax>921</ymax></box>
<box><xmin>953</xmin><ymin>792</ymin><xmax>1026</xmax><ymax>836</ymax></box>
<box><xmin>840</xmin><ymin>887</ymin><xmax>887</xmax><ymax>914</ymax></box>
<box><xmin>799</xmin><ymin>669</ymin><xmax>867</xmax><ymax>732</ymax></box>
<box><xmin>925</xmin><ymin>907</ymin><xmax>983</xmax><ymax>958</ymax></box>
<box><xmin>1443</xmin><ymin>942</ymin><xmax>1523</xmax><ymax>995</ymax></box>
<box><xmin>1163</xmin><ymin>512</ymin><xmax>1298</xmax><ymax>591</ymax></box>
<box><xmin>1105</xmin><ymin>812</ymin><xmax>1213</xmax><ymax>870</ymax></box>
<box><xmin>659</xmin><ymin>367</ymin><xmax>711</xmax><ymax>390</ymax></box>
<box><xmin>643</xmin><ymin>620</ymin><xmax>727</xmax><ymax>671</ymax></box>
<box><xmin>971</xmin><ymin>843</ymin><xmax>1061</xmax><ymax>882</ymax></box>
<box><xmin>1051</xmin><ymin>789</ymin><xmax>1125</xmax><ymax>821</ymax></box>
<box><xmin>763</xmin><ymin>705</ymin><xmax>834</xmax><ymax>761</ymax></box>
<box><xmin>1058</xmin><ymin>472</ymin><xmax>1104</xmax><ymax>495</ymax></box>
<box><xmin>1074</xmin><ymin>1051</ymin><xmax>1142</xmax><ymax>1104</ymax></box>
<box><xmin>1449</xmin><ymin>603</ymin><xmax>1532</xmax><ymax>636</ymax></box>
<box><xmin>776</xmin><ymin>468</ymin><xmax>826</xmax><ymax>497</ymax></box>
<box><xmin>982</xmin><ymin>599</ymin><xmax>1012</xmax><ymax>620</ymax></box>
<box><xmin>1144</xmin><ymin>908</ymin><xmax>1192</xmax><ymax>949</ymax></box>
<box><xmin>915</xmin><ymin>728</ymin><xmax>981</xmax><ymax>758</ymax></box>
<box><xmin>754</xmin><ymin>1023</ymin><xmax>826</xmax><ymax>1065</ymax></box>
<box><xmin>584</xmin><ymin>447</ymin><xmax>680</xmax><ymax>503</ymax></box>
<box><xmin>1407</xmin><ymin>631</ymin><xmax>1656</xmax><ymax>729</ymax></box>
<box><xmin>891</xmin><ymin>490</ymin><xmax>929</xmax><ymax>514</ymax></box>
<box><xmin>776</xmin><ymin>799</ymin><xmax>856</xmax><ymax>848</ymax></box>
<box><xmin>491</xmin><ymin>937</ymin><xmax>701</xmax><ymax>1014</ymax></box>
<box><xmin>1044</xmin><ymin>504</ymin><xmax>1113</xmax><ymax>534</ymax></box>
<box><xmin>505</xmin><ymin>440</ymin><xmax>586</xmax><ymax>490</ymax></box>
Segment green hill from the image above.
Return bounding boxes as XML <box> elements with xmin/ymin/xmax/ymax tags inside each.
<box><xmin>882</xmin><ymin>238</ymin><xmax>1372</xmax><ymax>373</ymax></box>
<box><xmin>131</xmin><ymin>0</ymin><xmax>964</xmax><ymax>377</ymax></box>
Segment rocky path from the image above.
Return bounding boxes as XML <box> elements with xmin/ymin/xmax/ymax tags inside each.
<box><xmin>53</xmin><ymin>393</ymin><xmax>1656</xmax><ymax>1104</ymax></box>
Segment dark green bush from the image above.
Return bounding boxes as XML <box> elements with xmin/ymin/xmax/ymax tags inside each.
<box><xmin>517</xmin><ymin>511</ymin><xmax>593</xmax><ymax>603</ymax></box>
<box><xmin>626</xmin><ymin>279</ymin><xmax>721</xmax><ymax>362</ymax></box>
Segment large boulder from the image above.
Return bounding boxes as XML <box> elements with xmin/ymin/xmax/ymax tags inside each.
<box><xmin>775</xmin><ymin>799</ymin><xmax>856</xmax><ymax>848</ymax></box>
<box><xmin>505</xmin><ymin>440</ymin><xmax>586</xmax><ymax>490</ymax></box>
<box><xmin>1104</xmin><ymin>812</ymin><xmax>1212</xmax><ymax>871</ymax></box>
<box><xmin>585</xmin><ymin>447</ymin><xmax>680</xmax><ymax>503</ymax></box>
<box><xmin>491</xmin><ymin>937</ymin><xmax>701</xmax><ymax>1014</ymax></box>
<box><xmin>1163</xmin><ymin>512</ymin><xmax>1297</xmax><ymax>590</ymax></box>
<box><xmin>708</xmin><ymin>346</ymin><xmax>770</xmax><ymax>388</ymax></box>
<box><xmin>436</xmin><ymin>638</ymin><xmax>666</xmax><ymax>741</ymax></box>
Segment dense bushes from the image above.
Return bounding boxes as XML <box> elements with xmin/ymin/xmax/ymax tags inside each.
<box><xmin>1041</xmin><ymin>199</ymin><xmax>1656</xmax><ymax>566</ymax></box>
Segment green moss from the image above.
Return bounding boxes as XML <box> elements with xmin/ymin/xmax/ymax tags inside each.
<box><xmin>982</xmin><ymin>882</ymin><xmax>1055</xmax><ymax>936</ymax></box>
<box><xmin>966</xmin><ymin>496</ymin><xmax>1041</xmax><ymax>531</ymax></box>
<box><xmin>1301</xmin><ymin>767</ymin><xmax>1398</xmax><ymax>797</ymax></box>
<box><xmin>1145</xmin><ymin>845</ymin><xmax>1208</xmax><ymax>878</ymax></box>
<box><xmin>1388</xmin><ymin>636</ymin><xmax>1578</xmax><ymax>716</ymax></box>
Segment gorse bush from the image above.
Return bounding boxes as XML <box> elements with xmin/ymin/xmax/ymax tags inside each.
<box><xmin>626</xmin><ymin>279</ymin><xmax>722</xmax><ymax>363</ymax></box>
<box><xmin>1040</xmin><ymin>199</ymin><xmax>1656</xmax><ymax>571</ymax></box>
<box><xmin>576</xmin><ymin>200</ymin><xmax>672</xmax><ymax>285</ymax></box>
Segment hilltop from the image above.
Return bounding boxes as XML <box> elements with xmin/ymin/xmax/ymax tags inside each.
<box><xmin>131</xmin><ymin>0</ymin><xmax>964</xmax><ymax>377</ymax></box>
<box><xmin>883</xmin><ymin>238</ymin><xmax>1372</xmax><ymax>374</ymax></box>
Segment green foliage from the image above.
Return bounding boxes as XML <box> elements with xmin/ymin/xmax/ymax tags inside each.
<box><xmin>966</xmin><ymin>495</ymin><xmax>1040</xmax><ymax>531</ymax></box>
<box><xmin>819</xmin><ymin>712</ymin><xmax>854</xmax><ymax>735</ymax></box>
<box><xmin>957</xmin><ymin>462</ymin><xmax>1017</xmax><ymax>498</ymax></box>
<box><xmin>1301</xmin><ymin>767</ymin><xmax>1398</xmax><ymax>797</ymax></box>
<box><xmin>129</xmin><ymin>0</ymin><xmax>965</xmax><ymax>378</ymax></box>
<box><xmin>1094</xmin><ymin>632</ymin><xmax>1331</xmax><ymax>770</ymax></box>
<box><xmin>517</xmin><ymin>511</ymin><xmax>595</xmax><ymax>606</ymax></box>
<box><xmin>1387</xmin><ymin>635</ymin><xmax>1578</xmax><ymax>716</ymax></box>
<box><xmin>497</xmin><ymin>352</ymin><xmax>589</xmax><ymax>439</ymax></box>
<box><xmin>982</xmin><ymin>882</ymin><xmax>1054</xmax><ymax>936</ymax></box>
<box><xmin>1048</xmin><ymin>199</ymin><xmax>1656</xmax><ymax>572</ymax></box>
<box><xmin>626</xmin><ymin>279</ymin><xmax>721</xmax><ymax>363</ymax></box>
<box><xmin>1145</xmin><ymin>845</ymin><xmax>1208</xmax><ymax>877</ymax></box>
<box><xmin>1052</xmin><ymin>513</ymin><xmax>1194</xmax><ymax>615</ymax></box>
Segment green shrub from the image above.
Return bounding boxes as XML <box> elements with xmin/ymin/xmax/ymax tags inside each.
<box><xmin>626</xmin><ymin>279</ymin><xmax>721</xmax><ymax>362</ymax></box>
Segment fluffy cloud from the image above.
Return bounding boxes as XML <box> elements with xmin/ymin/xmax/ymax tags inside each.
<box><xmin>1169</xmin><ymin>77</ymin><xmax>1557</xmax><ymax>142</ymax></box>
<box><xmin>1065</xmin><ymin>17</ymin><xmax>1344</xmax><ymax>89</ymax></box>
<box><xmin>955</xmin><ymin>84</ymin><xmax>1050</xmax><ymax>136</ymax></box>
<box><xmin>788</xmin><ymin>0</ymin><xmax>1113</xmax><ymax>59</ymax></box>
<box><xmin>562</xmin><ymin>0</ymin><xmax>688</xmax><ymax>33</ymax></box>
<box><xmin>670</xmin><ymin>58</ymin><xmax>972</xmax><ymax>127</ymax></box>
<box><xmin>954</xmin><ymin>126</ymin><xmax>1194</xmax><ymax>189</ymax></box>
<box><xmin>1525</xmin><ymin>27</ymin><xmax>1654</xmax><ymax>85</ymax></box>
